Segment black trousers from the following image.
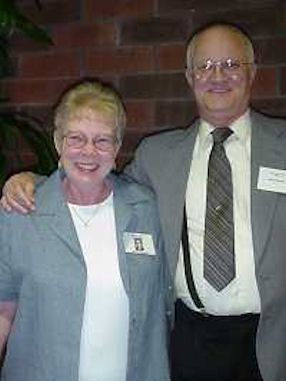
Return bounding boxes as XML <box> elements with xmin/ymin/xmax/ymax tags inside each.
<box><xmin>170</xmin><ymin>300</ymin><xmax>263</xmax><ymax>381</ymax></box>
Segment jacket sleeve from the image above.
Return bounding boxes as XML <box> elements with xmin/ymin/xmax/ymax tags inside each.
<box><xmin>0</xmin><ymin>214</ymin><xmax>19</xmax><ymax>301</ymax></box>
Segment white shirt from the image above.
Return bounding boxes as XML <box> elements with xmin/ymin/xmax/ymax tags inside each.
<box><xmin>69</xmin><ymin>193</ymin><xmax>129</xmax><ymax>381</ymax></box>
<box><xmin>175</xmin><ymin>111</ymin><xmax>261</xmax><ymax>315</ymax></box>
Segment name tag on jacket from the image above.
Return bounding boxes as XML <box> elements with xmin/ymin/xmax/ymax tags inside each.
<box><xmin>123</xmin><ymin>232</ymin><xmax>156</xmax><ymax>256</ymax></box>
<box><xmin>257</xmin><ymin>166</ymin><xmax>286</xmax><ymax>194</ymax></box>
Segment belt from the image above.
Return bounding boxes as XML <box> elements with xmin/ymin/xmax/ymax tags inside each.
<box><xmin>175</xmin><ymin>299</ymin><xmax>260</xmax><ymax>326</ymax></box>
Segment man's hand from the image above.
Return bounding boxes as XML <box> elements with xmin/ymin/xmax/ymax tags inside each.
<box><xmin>0</xmin><ymin>172</ymin><xmax>37</xmax><ymax>214</ymax></box>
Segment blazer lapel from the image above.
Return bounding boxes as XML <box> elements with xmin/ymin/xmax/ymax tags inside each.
<box><xmin>159</xmin><ymin>121</ymin><xmax>199</xmax><ymax>276</ymax></box>
<box><xmin>34</xmin><ymin>170</ymin><xmax>84</xmax><ymax>264</ymax></box>
<box><xmin>112</xmin><ymin>176</ymin><xmax>137</xmax><ymax>295</ymax></box>
<box><xmin>112</xmin><ymin>173</ymin><xmax>163</xmax><ymax>295</ymax></box>
<box><xmin>251</xmin><ymin>112</ymin><xmax>286</xmax><ymax>264</ymax></box>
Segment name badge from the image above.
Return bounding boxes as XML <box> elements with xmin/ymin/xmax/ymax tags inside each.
<box><xmin>257</xmin><ymin>166</ymin><xmax>286</xmax><ymax>194</ymax></box>
<box><xmin>123</xmin><ymin>232</ymin><xmax>156</xmax><ymax>256</ymax></box>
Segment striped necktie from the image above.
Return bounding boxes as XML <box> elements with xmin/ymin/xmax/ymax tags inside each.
<box><xmin>203</xmin><ymin>127</ymin><xmax>235</xmax><ymax>291</ymax></box>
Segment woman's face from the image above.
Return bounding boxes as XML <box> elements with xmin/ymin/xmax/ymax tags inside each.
<box><xmin>58</xmin><ymin>110</ymin><xmax>119</xmax><ymax>193</ymax></box>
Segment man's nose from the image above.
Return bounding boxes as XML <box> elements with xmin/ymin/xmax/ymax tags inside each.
<box><xmin>210</xmin><ymin>64</ymin><xmax>225</xmax><ymax>79</ymax></box>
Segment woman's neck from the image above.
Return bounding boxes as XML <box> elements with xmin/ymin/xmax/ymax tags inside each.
<box><xmin>62</xmin><ymin>178</ymin><xmax>112</xmax><ymax>205</ymax></box>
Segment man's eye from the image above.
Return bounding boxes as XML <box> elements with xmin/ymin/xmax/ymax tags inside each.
<box><xmin>197</xmin><ymin>62</ymin><xmax>211</xmax><ymax>71</ymax></box>
<box><xmin>225</xmin><ymin>60</ymin><xmax>240</xmax><ymax>70</ymax></box>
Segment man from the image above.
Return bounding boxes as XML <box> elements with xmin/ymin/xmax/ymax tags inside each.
<box><xmin>1</xmin><ymin>22</ymin><xmax>286</xmax><ymax>381</ymax></box>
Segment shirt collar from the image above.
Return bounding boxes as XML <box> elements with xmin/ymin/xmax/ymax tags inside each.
<box><xmin>198</xmin><ymin>109</ymin><xmax>251</xmax><ymax>148</ymax></box>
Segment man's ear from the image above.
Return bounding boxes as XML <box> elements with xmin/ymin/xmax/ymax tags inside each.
<box><xmin>249</xmin><ymin>63</ymin><xmax>257</xmax><ymax>85</ymax></box>
<box><xmin>185</xmin><ymin>68</ymin><xmax>194</xmax><ymax>88</ymax></box>
<box><xmin>115</xmin><ymin>140</ymin><xmax>121</xmax><ymax>156</ymax></box>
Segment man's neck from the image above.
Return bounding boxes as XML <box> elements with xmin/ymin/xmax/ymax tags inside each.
<box><xmin>201</xmin><ymin>109</ymin><xmax>250</xmax><ymax>128</ymax></box>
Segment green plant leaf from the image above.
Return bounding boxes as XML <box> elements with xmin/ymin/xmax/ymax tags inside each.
<box><xmin>0</xmin><ymin>0</ymin><xmax>53</xmax><ymax>44</ymax></box>
<box><xmin>0</xmin><ymin>113</ymin><xmax>58</xmax><ymax>190</ymax></box>
<box><xmin>0</xmin><ymin>0</ymin><xmax>53</xmax><ymax>97</ymax></box>
<box><xmin>0</xmin><ymin>37</ymin><xmax>12</xmax><ymax>78</ymax></box>
<box><xmin>0</xmin><ymin>1</ymin><xmax>17</xmax><ymax>37</ymax></box>
<box><xmin>14</xmin><ymin>12</ymin><xmax>53</xmax><ymax>45</ymax></box>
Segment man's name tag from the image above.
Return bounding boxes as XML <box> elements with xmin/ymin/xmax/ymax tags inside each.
<box><xmin>257</xmin><ymin>166</ymin><xmax>286</xmax><ymax>194</ymax></box>
<box><xmin>123</xmin><ymin>232</ymin><xmax>156</xmax><ymax>256</ymax></box>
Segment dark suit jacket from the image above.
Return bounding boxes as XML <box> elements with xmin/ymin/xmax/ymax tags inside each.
<box><xmin>125</xmin><ymin>110</ymin><xmax>286</xmax><ymax>381</ymax></box>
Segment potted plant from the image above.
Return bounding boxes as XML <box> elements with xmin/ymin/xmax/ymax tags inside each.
<box><xmin>0</xmin><ymin>0</ymin><xmax>57</xmax><ymax>190</ymax></box>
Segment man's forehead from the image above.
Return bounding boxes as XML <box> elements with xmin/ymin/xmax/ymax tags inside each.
<box><xmin>191</xmin><ymin>27</ymin><xmax>247</xmax><ymax>59</ymax></box>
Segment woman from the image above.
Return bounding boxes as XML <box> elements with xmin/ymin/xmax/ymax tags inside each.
<box><xmin>0</xmin><ymin>80</ymin><xmax>170</xmax><ymax>381</ymax></box>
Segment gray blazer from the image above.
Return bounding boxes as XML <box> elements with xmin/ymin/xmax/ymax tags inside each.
<box><xmin>0</xmin><ymin>170</ymin><xmax>170</xmax><ymax>381</ymax></box>
<box><xmin>125</xmin><ymin>110</ymin><xmax>286</xmax><ymax>381</ymax></box>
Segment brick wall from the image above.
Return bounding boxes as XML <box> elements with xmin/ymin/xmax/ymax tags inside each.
<box><xmin>2</xmin><ymin>0</ymin><xmax>286</xmax><ymax>167</ymax></box>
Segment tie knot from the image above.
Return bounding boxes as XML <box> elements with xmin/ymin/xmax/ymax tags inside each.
<box><xmin>212</xmin><ymin>127</ymin><xmax>233</xmax><ymax>145</ymax></box>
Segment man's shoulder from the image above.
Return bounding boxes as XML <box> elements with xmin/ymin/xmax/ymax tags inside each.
<box><xmin>251</xmin><ymin>110</ymin><xmax>286</xmax><ymax>135</ymax></box>
<box><xmin>139</xmin><ymin>122</ymin><xmax>198</xmax><ymax>151</ymax></box>
<box><xmin>112</xmin><ymin>173</ymin><xmax>156</xmax><ymax>202</ymax></box>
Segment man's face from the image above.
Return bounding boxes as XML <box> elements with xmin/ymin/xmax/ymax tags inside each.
<box><xmin>186</xmin><ymin>27</ymin><xmax>257</xmax><ymax>127</ymax></box>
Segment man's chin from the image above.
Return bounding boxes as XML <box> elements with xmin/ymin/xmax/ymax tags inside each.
<box><xmin>201</xmin><ymin>107</ymin><xmax>237</xmax><ymax>126</ymax></box>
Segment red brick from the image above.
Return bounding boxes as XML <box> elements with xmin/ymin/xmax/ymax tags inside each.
<box><xmin>125</xmin><ymin>101</ymin><xmax>155</xmax><ymax>129</ymax></box>
<box><xmin>158</xmin><ymin>0</ymin><xmax>280</xmax><ymax>14</ymax></box>
<box><xmin>5</xmin><ymin>56</ymin><xmax>19</xmax><ymax>78</ymax></box>
<box><xmin>278</xmin><ymin>67</ymin><xmax>286</xmax><ymax>95</ymax></box>
<box><xmin>21</xmin><ymin>51</ymin><xmax>80</xmax><ymax>78</ymax></box>
<box><xmin>117</xmin><ymin>130</ymin><xmax>147</xmax><ymax>168</ymax></box>
<box><xmin>52</xmin><ymin>23</ymin><xmax>116</xmax><ymax>48</ymax></box>
<box><xmin>3</xmin><ymin>79</ymin><xmax>54</xmax><ymax>104</ymax></box>
<box><xmin>17</xmin><ymin>105</ymin><xmax>53</xmax><ymax>127</ymax></box>
<box><xmin>252</xmin><ymin>67</ymin><xmax>276</xmax><ymax>96</ymax></box>
<box><xmin>158</xmin><ymin>0</ymin><xmax>196</xmax><ymax>13</ymax></box>
<box><xmin>157</xmin><ymin>44</ymin><xmax>185</xmax><ymax>70</ymax></box>
<box><xmin>255</xmin><ymin>38</ymin><xmax>286</xmax><ymax>65</ymax></box>
<box><xmin>155</xmin><ymin>100</ymin><xmax>198</xmax><ymax>128</ymax></box>
<box><xmin>10</xmin><ymin>32</ymin><xmax>53</xmax><ymax>54</ymax></box>
<box><xmin>84</xmin><ymin>0</ymin><xmax>154</xmax><ymax>20</ymax></box>
<box><xmin>193</xmin><ymin>6</ymin><xmax>284</xmax><ymax>38</ymax></box>
<box><xmin>49</xmin><ymin>78</ymin><xmax>80</xmax><ymax>103</ymax></box>
<box><xmin>6</xmin><ymin>0</ymin><xmax>286</xmax><ymax>148</ymax></box>
<box><xmin>119</xmin><ymin>72</ymin><xmax>189</xmax><ymax>99</ymax></box>
<box><xmin>119</xmin><ymin>130</ymin><xmax>145</xmax><ymax>154</ymax></box>
<box><xmin>120</xmin><ymin>17</ymin><xmax>191</xmax><ymax>45</ymax></box>
<box><xmin>84</xmin><ymin>47</ymin><xmax>154</xmax><ymax>74</ymax></box>
<box><xmin>282</xmin><ymin>3</ymin><xmax>286</xmax><ymax>29</ymax></box>
<box><xmin>18</xmin><ymin>0</ymin><xmax>80</xmax><ymax>25</ymax></box>
<box><xmin>252</xmin><ymin>98</ymin><xmax>286</xmax><ymax>118</ymax></box>
<box><xmin>3</xmin><ymin>78</ymin><xmax>76</xmax><ymax>105</ymax></box>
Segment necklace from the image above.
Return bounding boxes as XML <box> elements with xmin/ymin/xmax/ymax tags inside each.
<box><xmin>65</xmin><ymin>180</ymin><xmax>112</xmax><ymax>228</ymax></box>
<box><xmin>70</xmin><ymin>204</ymin><xmax>100</xmax><ymax>228</ymax></box>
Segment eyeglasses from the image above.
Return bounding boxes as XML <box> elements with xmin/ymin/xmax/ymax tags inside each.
<box><xmin>64</xmin><ymin>132</ymin><xmax>118</xmax><ymax>152</ymax></box>
<box><xmin>189</xmin><ymin>58</ymin><xmax>254</xmax><ymax>80</ymax></box>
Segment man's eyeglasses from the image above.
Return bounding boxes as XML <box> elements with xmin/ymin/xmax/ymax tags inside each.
<box><xmin>188</xmin><ymin>58</ymin><xmax>254</xmax><ymax>80</ymax></box>
<box><xmin>64</xmin><ymin>132</ymin><xmax>118</xmax><ymax>152</ymax></box>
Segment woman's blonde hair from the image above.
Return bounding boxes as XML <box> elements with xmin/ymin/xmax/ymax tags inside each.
<box><xmin>54</xmin><ymin>80</ymin><xmax>126</xmax><ymax>151</ymax></box>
